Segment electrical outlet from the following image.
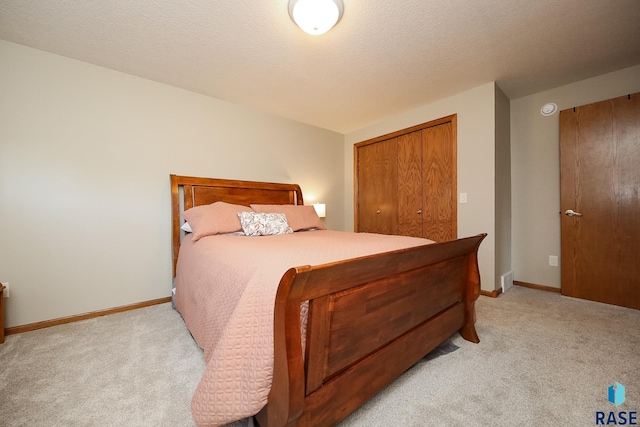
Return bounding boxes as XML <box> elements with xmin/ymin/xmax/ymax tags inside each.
<box><xmin>549</xmin><ymin>256</ymin><xmax>558</xmax><ymax>267</ymax></box>
<box><xmin>2</xmin><ymin>282</ymin><xmax>8</xmax><ymax>298</ymax></box>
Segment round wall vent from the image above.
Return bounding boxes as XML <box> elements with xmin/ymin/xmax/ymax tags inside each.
<box><xmin>540</xmin><ymin>103</ymin><xmax>558</xmax><ymax>116</ymax></box>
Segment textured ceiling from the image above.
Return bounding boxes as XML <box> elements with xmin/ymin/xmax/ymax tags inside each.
<box><xmin>1</xmin><ymin>0</ymin><xmax>640</xmax><ymax>133</ymax></box>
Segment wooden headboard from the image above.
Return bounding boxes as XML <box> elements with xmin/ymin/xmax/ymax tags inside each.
<box><xmin>170</xmin><ymin>175</ymin><xmax>304</xmax><ymax>276</ymax></box>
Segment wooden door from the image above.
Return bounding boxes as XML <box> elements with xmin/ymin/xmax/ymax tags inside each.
<box><xmin>422</xmin><ymin>122</ymin><xmax>457</xmax><ymax>242</ymax></box>
<box><xmin>560</xmin><ymin>93</ymin><xmax>640</xmax><ymax>309</ymax></box>
<box><xmin>355</xmin><ymin>139</ymin><xmax>398</xmax><ymax>234</ymax></box>
<box><xmin>396</xmin><ymin>124</ymin><xmax>457</xmax><ymax>241</ymax></box>
<box><xmin>355</xmin><ymin>115</ymin><xmax>457</xmax><ymax>239</ymax></box>
<box><xmin>397</xmin><ymin>131</ymin><xmax>423</xmax><ymax>237</ymax></box>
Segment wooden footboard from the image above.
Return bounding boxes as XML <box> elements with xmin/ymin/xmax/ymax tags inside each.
<box><xmin>257</xmin><ymin>233</ymin><xmax>486</xmax><ymax>427</ymax></box>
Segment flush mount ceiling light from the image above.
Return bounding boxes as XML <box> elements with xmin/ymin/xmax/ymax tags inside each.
<box><xmin>540</xmin><ymin>102</ymin><xmax>558</xmax><ymax>116</ymax></box>
<box><xmin>289</xmin><ymin>0</ymin><xmax>344</xmax><ymax>35</ymax></box>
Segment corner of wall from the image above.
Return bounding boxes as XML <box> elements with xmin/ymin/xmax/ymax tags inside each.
<box><xmin>494</xmin><ymin>84</ymin><xmax>512</xmax><ymax>291</ymax></box>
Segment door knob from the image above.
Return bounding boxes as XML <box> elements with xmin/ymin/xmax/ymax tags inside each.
<box><xmin>565</xmin><ymin>209</ymin><xmax>582</xmax><ymax>217</ymax></box>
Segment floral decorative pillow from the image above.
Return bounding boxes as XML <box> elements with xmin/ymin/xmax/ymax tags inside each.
<box><xmin>237</xmin><ymin>212</ymin><xmax>293</xmax><ymax>236</ymax></box>
<box><xmin>250</xmin><ymin>204</ymin><xmax>326</xmax><ymax>231</ymax></box>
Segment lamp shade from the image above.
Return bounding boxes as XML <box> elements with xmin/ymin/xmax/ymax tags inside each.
<box><xmin>312</xmin><ymin>203</ymin><xmax>326</xmax><ymax>218</ymax></box>
<box><xmin>289</xmin><ymin>0</ymin><xmax>344</xmax><ymax>35</ymax></box>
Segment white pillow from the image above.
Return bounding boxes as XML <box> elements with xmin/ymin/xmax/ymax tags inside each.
<box><xmin>181</xmin><ymin>222</ymin><xmax>193</xmax><ymax>233</ymax></box>
<box><xmin>237</xmin><ymin>212</ymin><xmax>293</xmax><ymax>236</ymax></box>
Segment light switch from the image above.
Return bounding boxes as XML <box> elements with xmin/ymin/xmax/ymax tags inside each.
<box><xmin>459</xmin><ymin>193</ymin><xmax>468</xmax><ymax>204</ymax></box>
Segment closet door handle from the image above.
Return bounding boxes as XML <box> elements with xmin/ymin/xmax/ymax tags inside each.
<box><xmin>417</xmin><ymin>210</ymin><xmax>422</xmax><ymax>214</ymax></box>
<box><xmin>376</xmin><ymin>210</ymin><xmax>381</xmax><ymax>214</ymax></box>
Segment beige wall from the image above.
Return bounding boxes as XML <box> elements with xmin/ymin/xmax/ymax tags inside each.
<box><xmin>4</xmin><ymin>36</ymin><xmax>638</xmax><ymax>329</ymax></box>
<box><xmin>0</xmin><ymin>41</ymin><xmax>344</xmax><ymax>328</ymax></box>
<box><xmin>494</xmin><ymin>85</ymin><xmax>512</xmax><ymax>291</ymax></box>
<box><xmin>344</xmin><ymin>83</ymin><xmax>498</xmax><ymax>292</ymax></box>
<box><xmin>511</xmin><ymin>64</ymin><xmax>640</xmax><ymax>288</ymax></box>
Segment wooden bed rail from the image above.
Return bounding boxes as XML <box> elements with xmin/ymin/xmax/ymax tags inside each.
<box><xmin>258</xmin><ymin>233</ymin><xmax>486</xmax><ymax>427</ymax></box>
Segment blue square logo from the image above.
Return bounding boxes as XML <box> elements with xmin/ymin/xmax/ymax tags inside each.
<box><xmin>608</xmin><ymin>382</ymin><xmax>626</xmax><ymax>407</ymax></box>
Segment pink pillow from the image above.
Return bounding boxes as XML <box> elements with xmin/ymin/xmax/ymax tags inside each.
<box><xmin>250</xmin><ymin>204</ymin><xmax>326</xmax><ymax>232</ymax></box>
<box><xmin>183</xmin><ymin>201</ymin><xmax>253</xmax><ymax>241</ymax></box>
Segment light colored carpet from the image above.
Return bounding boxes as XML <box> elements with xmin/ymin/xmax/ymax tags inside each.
<box><xmin>1</xmin><ymin>286</ymin><xmax>638</xmax><ymax>426</ymax></box>
<box><xmin>0</xmin><ymin>301</ymin><xmax>206</xmax><ymax>427</ymax></box>
<box><xmin>341</xmin><ymin>286</ymin><xmax>640</xmax><ymax>426</ymax></box>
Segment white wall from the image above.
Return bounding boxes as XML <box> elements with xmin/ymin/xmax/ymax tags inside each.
<box><xmin>0</xmin><ymin>41</ymin><xmax>344</xmax><ymax>328</ymax></box>
<box><xmin>344</xmin><ymin>83</ymin><xmax>497</xmax><ymax>292</ymax></box>
<box><xmin>511</xmin><ymin>64</ymin><xmax>640</xmax><ymax>288</ymax></box>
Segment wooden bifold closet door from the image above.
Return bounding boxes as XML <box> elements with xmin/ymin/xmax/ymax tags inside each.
<box><xmin>355</xmin><ymin>115</ymin><xmax>457</xmax><ymax>242</ymax></box>
<box><xmin>356</xmin><ymin>138</ymin><xmax>398</xmax><ymax>235</ymax></box>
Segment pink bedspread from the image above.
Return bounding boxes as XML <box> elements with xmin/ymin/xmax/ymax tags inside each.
<box><xmin>175</xmin><ymin>230</ymin><xmax>434</xmax><ymax>427</ymax></box>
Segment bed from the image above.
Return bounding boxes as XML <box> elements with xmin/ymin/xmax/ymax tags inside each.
<box><xmin>170</xmin><ymin>174</ymin><xmax>486</xmax><ymax>427</ymax></box>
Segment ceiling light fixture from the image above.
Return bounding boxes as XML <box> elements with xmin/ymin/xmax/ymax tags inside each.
<box><xmin>288</xmin><ymin>0</ymin><xmax>344</xmax><ymax>36</ymax></box>
<box><xmin>540</xmin><ymin>103</ymin><xmax>558</xmax><ymax>116</ymax></box>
